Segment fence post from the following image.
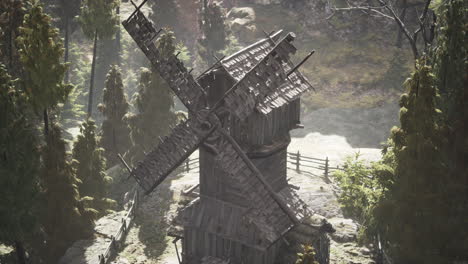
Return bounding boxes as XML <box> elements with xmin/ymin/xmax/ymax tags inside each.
<box><xmin>324</xmin><ymin>156</ymin><xmax>329</xmax><ymax>180</ymax></box>
<box><xmin>185</xmin><ymin>158</ymin><xmax>189</xmax><ymax>172</ymax></box>
<box><xmin>296</xmin><ymin>151</ymin><xmax>300</xmax><ymax>172</ymax></box>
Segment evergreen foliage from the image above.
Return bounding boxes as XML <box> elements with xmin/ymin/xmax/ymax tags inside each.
<box><xmin>99</xmin><ymin>65</ymin><xmax>132</xmax><ymax>167</ymax></box>
<box><xmin>197</xmin><ymin>1</ymin><xmax>228</xmax><ymax>66</ymax></box>
<box><xmin>41</xmin><ymin>124</ymin><xmax>95</xmax><ymax>262</ymax></box>
<box><xmin>16</xmin><ymin>0</ymin><xmax>72</xmax><ymax>134</ymax></box>
<box><xmin>0</xmin><ymin>0</ymin><xmax>29</xmax><ymax>76</ymax></box>
<box><xmin>0</xmin><ymin>63</ymin><xmax>40</xmax><ymax>263</ymax></box>
<box><xmin>72</xmin><ymin>119</ymin><xmax>116</xmax><ymax>215</ymax></box>
<box><xmin>295</xmin><ymin>244</ymin><xmax>319</xmax><ymax>264</ymax></box>
<box><xmin>128</xmin><ymin>32</ymin><xmax>177</xmax><ymax>163</ymax></box>
<box><xmin>79</xmin><ymin>0</ymin><xmax>119</xmax><ymax>116</ymax></box>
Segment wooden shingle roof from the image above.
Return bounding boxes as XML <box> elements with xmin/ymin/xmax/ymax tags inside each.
<box><xmin>219</xmin><ymin>30</ymin><xmax>313</xmax><ymax>116</ymax></box>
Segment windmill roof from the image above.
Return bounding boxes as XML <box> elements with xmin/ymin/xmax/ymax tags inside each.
<box><xmin>218</xmin><ymin>30</ymin><xmax>313</xmax><ymax>115</ymax></box>
<box><xmin>178</xmin><ymin>185</ymin><xmax>311</xmax><ymax>250</ymax></box>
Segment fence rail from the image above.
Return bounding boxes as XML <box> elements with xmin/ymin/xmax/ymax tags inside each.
<box><xmin>182</xmin><ymin>152</ymin><xmax>343</xmax><ymax>178</ymax></box>
<box><xmin>97</xmin><ymin>184</ymin><xmax>139</xmax><ymax>264</ymax></box>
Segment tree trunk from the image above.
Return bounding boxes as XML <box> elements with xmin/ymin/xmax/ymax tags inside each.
<box><xmin>43</xmin><ymin>108</ymin><xmax>49</xmax><ymax>136</ymax></box>
<box><xmin>64</xmin><ymin>15</ymin><xmax>70</xmax><ymax>83</ymax></box>
<box><xmin>396</xmin><ymin>0</ymin><xmax>407</xmax><ymax>48</ymax></box>
<box><xmin>14</xmin><ymin>241</ymin><xmax>26</xmax><ymax>264</ymax></box>
<box><xmin>88</xmin><ymin>30</ymin><xmax>98</xmax><ymax>117</ymax></box>
<box><xmin>116</xmin><ymin>5</ymin><xmax>121</xmax><ymax>66</ymax></box>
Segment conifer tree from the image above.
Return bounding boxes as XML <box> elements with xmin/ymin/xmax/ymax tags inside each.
<box><xmin>73</xmin><ymin>119</ymin><xmax>116</xmax><ymax>216</ymax></box>
<box><xmin>0</xmin><ymin>0</ymin><xmax>28</xmax><ymax>76</ymax></box>
<box><xmin>16</xmin><ymin>0</ymin><xmax>72</xmax><ymax>135</ymax></box>
<box><xmin>99</xmin><ymin>65</ymin><xmax>132</xmax><ymax>167</ymax></box>
<box><xmin>79</xmin><ymin>0</ymin><xmax>119</xmax><ymax>117</ymax></box>
<box><xmin>0</xmin><ymin>64</ymin><xmax>40</xmax><ymax>264</ymax></box>
<box><xmin>128</xmin><ymin>32</ymin><xmax>177</xmax><ymax>163</ymax></box>
<box><xmin>41</xmin><ymin>124</ymin><xmax>95</xmax><ymax>262</ymax></box>
<box><xmin>197</xmin><ymin>1</ymin><xmax>228</xmax><ymax>66</ymax></box>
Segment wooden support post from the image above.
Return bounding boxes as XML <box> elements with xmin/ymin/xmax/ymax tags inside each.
<box><xmin>324</xmin><ymin>156</ymin><xmax>329</xmax><ymax>180</ymax></box>
<box><xmin>296</xmin><ymin>151</ymin><xmax>300</xmax><ymax>172</ymax></box>
<box><xmin>173</xmin><ymin>238</ymin><xmax>182</xmax><ymax>264</ymax></box>
<box><xmin>185</xmin><ymin>159</ymin><xmax>190</xmax><ymax>172</ymax></box>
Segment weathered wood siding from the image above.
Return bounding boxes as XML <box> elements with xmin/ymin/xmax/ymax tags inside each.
<box><xmin>183</xmin><ymin>227</ymin><xmax>283</xmax><ymax>264</ymax></box>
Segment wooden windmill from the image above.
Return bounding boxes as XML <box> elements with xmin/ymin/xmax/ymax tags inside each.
<box><xmin>123</xmin><ymin>3</ymin><xmax>330</xmax><ymax>264</ymax></box>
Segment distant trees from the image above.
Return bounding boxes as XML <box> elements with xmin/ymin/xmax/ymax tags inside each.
<box><xmin>73</xmin><ymin>119</ymin><xmax>116</xmax><ymax>216</ymax></box>
<box><xmin>46</xmin><ymin>0</ymin><xmax>81</xmax><ymax>82</ymax></box>
<box><xmin>79</xmin><ymin>0</ymin><xmax>119</xmax><ymax>117</ymax></box>
<box><xmin>41</xmin><ymin>124</ymin><xmax>96</xmax><ymax>262</ymax></box>
<box><xmin>149</xmin><ymin>0</ymin><xmax>179</xmax><ymax>30</ymax></box>
<box><xmin>0</xmin><ymin>0</ymin><xmax>28</xmax><ymax>76</ymax></box>
<box><xmin>197</xmin><ymin>1</ymin><xmax>228</xmax><ymax>66</ymax></box>
<box><xmin>0</xmin><ymin>64</ymin><xmax>40</xmax><ymax>264</ymax></box>
<box><xmin>16</xmin><ymin>0</ymin><xmax>72</xmax><ymax>135</ymax></box>
<box><xmin>99</xmin><ymin>65</ymin><xmax>132</xmax><ymax>167</ymax></box>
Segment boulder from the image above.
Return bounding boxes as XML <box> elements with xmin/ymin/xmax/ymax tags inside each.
<box><xmin>227</xmin><ymin>7</ymin><xmax>258</xmax><ymax>43</ymax></box>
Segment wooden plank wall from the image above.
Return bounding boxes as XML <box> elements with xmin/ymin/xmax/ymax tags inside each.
<box><xmin>183</xmin><ymin>228</ymin><xmax>283</xmax><ymax>264</ymax></box>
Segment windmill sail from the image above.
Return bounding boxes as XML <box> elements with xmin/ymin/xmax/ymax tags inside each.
<box><xmin>131</xmin><ymin>118</ymin><xmax>215</xmax><ymax>194</ymax></box>
<box><xmin>123</xmin><ymin>10</ymin><xmax>205</xmax><ymax>113</ymax></box>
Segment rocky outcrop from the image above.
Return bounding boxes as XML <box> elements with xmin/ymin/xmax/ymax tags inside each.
<box><xmin>227</xmin><ymin>7</ymin><xmax>259</xmax><ymax>43</ymax></box>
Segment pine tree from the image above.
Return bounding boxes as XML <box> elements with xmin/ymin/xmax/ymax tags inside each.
<box><xmin>73</xmin><ymin>119</ymin><xmax>116</xmax><ymax>216</ymax></box>
<box><xmin>16</xmin><ymin>0</ymin><xmax>72</xmax><ymax>135</ymax></box>
<box><xmin>99</xmin><ymin>65</ymin><xmax>130</xmax><ymax>154</ymax></box>
<box><xmin>0</xmin><ymin>0</ymin><xmax>29</xmax><ymax>76</ymax></box>
<box><xmin>41</xmin><ymin>124</ymin><xmax>96</xmax><ymax>262</ymax></box>
<box><xmin>197</xmin><ymin>1</ymin><xmax>228</xmax><ymax>66</ymax></box>
<box><xmin>79</xmin><ymin>0</ymin><xmax>119</xmax><ymax>117</ymax></box>
<box><xmin>0</xmin><ymin>64</ymin><xmax>40</xmax><ymax>264</ymax></box>
<box><xmin>128</xmin><ymin>32</ymin><xmax>177</xmax><ymax>163</ymax></box>
<box><xmin>99</xmin><ymin>65</ymin><xmax>132</xmax><ymax>167</ymax></box>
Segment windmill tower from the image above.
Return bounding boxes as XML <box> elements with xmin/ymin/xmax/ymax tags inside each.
<box><xmin>123</xmin><ymin>3</ymin><xmax>330</xmax><ymax>264</ymax></box>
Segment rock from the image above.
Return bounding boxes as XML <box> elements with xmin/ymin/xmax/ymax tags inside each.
<box><xmin>327</xmin><ymin>217</ymin><xmax>359</xmax><ymax>243</ymax></box>
<box><xmin>227</xmin><ymin>7</ymin><xmax>258</xmax><ymax>43</ymax></box>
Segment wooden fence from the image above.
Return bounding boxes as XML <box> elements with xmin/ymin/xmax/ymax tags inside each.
<box><xmin>287</xmin><ymin>151</ymin><xmax>343</xmax><ymax>179</ymax></box>
<box><xmin>97</xmin><ymin>185</ymin><xmax>139</xmax><ymax>264</ymax></box>
<box><xmin>182</xmin><ymin>152</ymin><xmax>342</xmax><ymax>179</ymax></box>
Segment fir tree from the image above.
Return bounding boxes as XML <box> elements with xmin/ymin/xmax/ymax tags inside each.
<box><xmin>197</xmin><ymin>1</ymin><xmax>228</xmax><ymax>66</ymax></box>
<box><xmin>79</xmin><ymin>0</ymin><xmax>119</xmax><ymax>117</ymax></box>
<box><xmin>99</xmin><ymin>65</ymin><xmax>132</xmax><ymax>167</ymax></box>
<box><xmin>128</xmin><ymin>31</ymin><xmax>177</xmax><ymax>163</ymax></box>
<box><xmin>16</xmin><ymin>0</ymin><xmax>72</xmax><ymax>135</ymax></box>
<box><xmin>0</xmin><ymin>0</ymin><xmax>28</xmax><ymax>76</ymax></box>
<box><xmin>0</xmin><ymin>64</ymin><xmax>40</xmax><ymax>264</ymax></box>
<box><xmin>72</xmin><ymin>119</ymin><xmax>116</xmax><ymax>215</ymax></box>
<box><xmin>41</xmin><ymin>124</ymin><xmax>95</xmax><ymax>262</ymax></box>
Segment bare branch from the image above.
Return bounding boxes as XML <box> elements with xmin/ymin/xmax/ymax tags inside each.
<box><xmin>332</xmin><ymin>6</ymin><xmax>394</xmax><ymax>20</ymax></box>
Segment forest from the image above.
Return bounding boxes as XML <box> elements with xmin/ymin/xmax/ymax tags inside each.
<box><xmin>0</xmin><ymin>0</ymin><xmax>466</xmax><ymax>263</ymax></box>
